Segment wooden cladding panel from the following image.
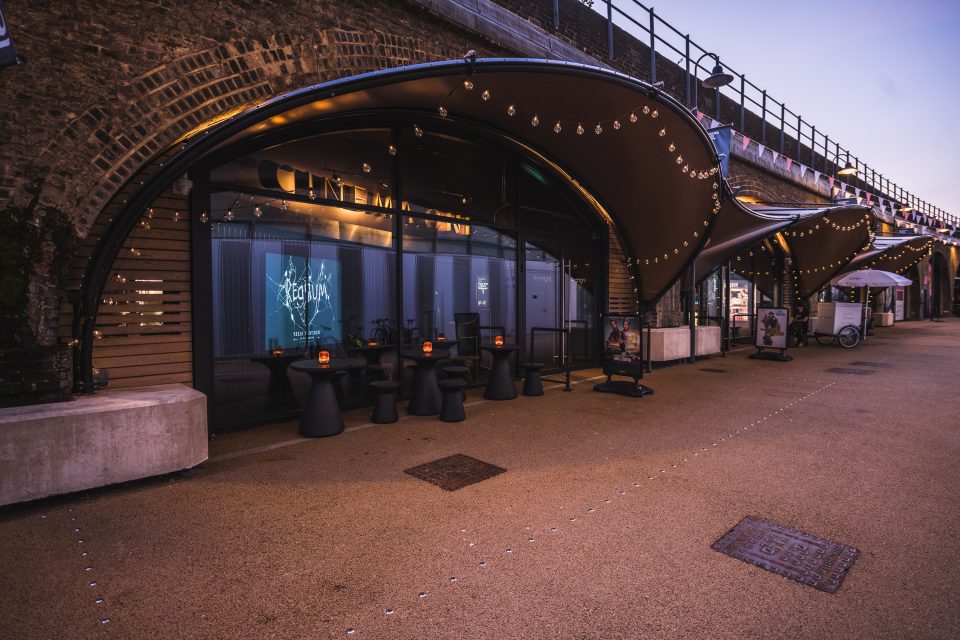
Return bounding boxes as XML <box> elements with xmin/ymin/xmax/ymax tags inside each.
<box><xmin>88</xmin><ymin>188</ymin><xmax>195</xmax><ymax>389</ymax></box>
<box><xmin>608</xmin><ymin>228</ymin><xmax>637</xmax><ymax>314</ymax></box>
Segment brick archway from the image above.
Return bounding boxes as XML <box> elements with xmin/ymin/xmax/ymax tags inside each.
<box><xmin>42</xmin><ymin>30</ymin><xmax>492</xmax><ymax>240</ymax></box>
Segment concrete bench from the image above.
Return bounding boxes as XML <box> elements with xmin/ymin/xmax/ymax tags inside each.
<box><xmin>0</xmin><ymin>384</ymin><xmax>207</xmax><ymax>507</ymax></box>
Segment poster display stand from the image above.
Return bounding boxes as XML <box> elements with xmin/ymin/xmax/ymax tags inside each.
<box><xmin>749</xmin><ymin>307</ymin><xmax>793</xmax><ymax>362</ymax></box>
<box><xmin>594</xmin><ymin>314</ymin><xmax>653</xmax><ymax>397</ymax></box>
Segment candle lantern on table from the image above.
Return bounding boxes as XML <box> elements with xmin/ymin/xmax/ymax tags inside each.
<box><xmin>422</xmin><ymin>341</ymin><xmax>433</xmax><ymax>354</ymax></box>
<box><xmin>437</xmin><ymin>333</ymin><xmax>446</xmax><ymax>342</ymax></box>
<box><xmin>367</xmin><ymin>339</ymin><xmax>378</xmax><ymax>347</ymax></box>
<box><xmin>271</xmin><ymin>347</ymin><xmax>284</xmax><ymax>357</ymax></box>
<box><xmin>494</xmin><ymin>335</ymin><xmax>504</xmax><ymax>347</ymax></box>
<box><xmin>318</xmin><ymin>350</ymin><xmax>331</xmax><ymax>365</ymax></box>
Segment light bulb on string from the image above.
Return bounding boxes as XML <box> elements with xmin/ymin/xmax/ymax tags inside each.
<box><xmin>254</xmin><ymin>206</ymin><xmax>263</xmax><ymax>218</ymax></box>
<box><xmin>576</xmin><ymin>123</ymin><xmax>585</xmax><ymax>135</ymax></box>
<box><xmin>594</xmin><ymin>124</ymin><xmax>602</xmax><ymax>135</ymax></box>
<box><xmin>438</xmin><ymin>105</ymin><xmax>448</xmax><ymax>118</ymax></box>
<box><xmin>531</xmin><ymin>114</ymin><xmax>540</xmax><ymax>126</ymax></box>
<box><xmin>553</xmin><ymin>122</ymin><xmax>562</xmax><ymax>133</ymax></box>
<box><xmin>463</xmin><ymin>79</ymin><xmax>474</xmax><ymax>90</ymax></box>
<box><xmin>507</xmin><ymin>105</ymin><xmax>516</xmax><ymax>116</ymax></box>
<box><xmin>414</xmin><ymin>125</ymin><xmax>423</xmax><ymax>138</ymax></box>
<box><xmin>481</xmin><ymin>89</ymin><xmax>491</xmax><ymax>101</ymax></box>
<box><xmin>362</xmin><ymin>162</ymin><xmax>372</xmax><ymax>173</ymax></box>
<box><xmin>629</xmin><ymin>112</ymin><xmax>638</xmax><ymax>123</ymax></box>
<box><xmin>613</xmin><ymin>120</ymin><xmax>621</xmax><ymax>130</ymax></box>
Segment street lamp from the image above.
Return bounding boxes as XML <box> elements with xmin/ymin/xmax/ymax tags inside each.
<box><xmin>691</xmin><ymin>52</ymin><xmax>734</xmax><ymax>113</ymax></box>
<box><xmin>836</xmin><ymin>152</ymin><xmax>858</xmax><ymax>176</ymax></box>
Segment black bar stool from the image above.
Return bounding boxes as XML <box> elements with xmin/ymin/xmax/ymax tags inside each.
<box><xmin>370</xmin><ymin>380</ymin><xmax>401</xmax><ymax>424</ymax></box>
<box><xmin>438</xmin><ymin>379</ymin><xmax>467</xmax><ymax>422</ymax></box>
<box><xmin>440</xmin><ymin>364</ymin><xmax>469</xmax><ymax>401</ymax></box>
<box><xmin>521</xmin><ymin>362</ymin><xmax>544</xmax><ymax>396</ymax></box>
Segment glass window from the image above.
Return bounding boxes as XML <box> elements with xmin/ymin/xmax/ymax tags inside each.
<box><xmin>209</xmin><ymin>191</ymin><xmax>396</xmax><ymax>427</ymax></box>
<box><xmin>400</xmin><ymin>130</ymin><xmax>514</xmax><ymax>227</ymax></box>
<box><xmin>402</xmin><ymin>219</ymin><xmax>517</xmax><ymax>383</ymax></box>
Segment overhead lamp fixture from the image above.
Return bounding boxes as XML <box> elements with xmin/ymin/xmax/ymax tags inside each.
<box><xmin>690</xmin><ymin>53</ymin><xmax>734</xmax><ymax>112</ymax></box>
<box><xmin>702</xmin><ymin>63</ymin><xmax>735</xmax><ymax>90</ymax></box>
<box><xmin>836</xmin><ymin>153</ymin><xmax>858</xmax><ymax>176</ymax></box>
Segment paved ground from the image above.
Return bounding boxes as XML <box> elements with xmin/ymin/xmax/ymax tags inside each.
<box><xmin>2</xmin><ymin>320</ymin><xmax>959</xmax><ymax>639</ymax></box>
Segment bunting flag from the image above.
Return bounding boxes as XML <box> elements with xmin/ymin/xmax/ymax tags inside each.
<box><xmin>757</xmin><ymin>144</ymin><xmax>766</xmax><ymax>159</ymax></box>
<box><xmin>741</xmin><ymin>135</ymin><xmax>751</xmax><ymax>151</ymax></box>
<box><xmin>866</xmin><ymin>192</ymin><xmax>872</xmax><ymax>203</ymax></box>
<box><xmin>696</xmin><ymin>111</ymin><xmax>704</xmax><ymax>122</ymax></box>
<box><xmin>828</xmin><ymin>176</ymin><xmax>834</xmax><ymax>189</ymax></box>
<box><xmin>839</xmin><ymin>182</ymin><xmax>846</xmax><ymax>194</ymax></box>
<box><xmin>785</xmin><ymin>157</ymin><xmax>793</xmax><ymax>171</ymax></box>
<box><xmin>814</xmin><ymin>171</ymin><xmax>822</xmax><ymax>184</ymax></box>
<box><xmin>797</xmin><ymin>163</ymin><xmax>807</xmax><ymax>178</ymax></box>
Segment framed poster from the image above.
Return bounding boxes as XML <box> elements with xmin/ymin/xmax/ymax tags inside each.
<box><xmin>755</xmin><ymin>307</ymin><xmax>788</xmax><ymax>350</ymax></box>
<box><xmin>602</xmin><ymin>314</ymin><xmax>644</xmax><ymax>378</ymax></box>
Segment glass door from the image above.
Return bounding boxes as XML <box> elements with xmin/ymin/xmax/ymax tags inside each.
<box><xmin>523</xmin><ymin>235</ymin><xmax>596</xmax><ymax>371</ymax></box>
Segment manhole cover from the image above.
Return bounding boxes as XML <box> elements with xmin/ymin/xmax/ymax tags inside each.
<box><xmin>699</xmin><ymin>368</ymin><xmax>727</xmax><ymax>373</ymax></box>
<box><xmin>826</xmin><ymin>367</ymin><xmax>873</xmax><ymax>375</ymax></box>
<box><xmin>404</xmin><ymin>454</ymin><xmax>506</xmax><ymax>491</ymax></box>
<box><xmin>849</xmin><ymin>361</ymin><xmax>890</xmax><ymax>368</ymax></box>
<box><xmin>712</xmin><ymin>516</ymin><xmax>859</xmax><ymax>593</ymax></box>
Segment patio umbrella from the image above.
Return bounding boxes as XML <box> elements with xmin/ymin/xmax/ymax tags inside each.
<box><xmin>829</xmin><ymin>269</ymin><xmax>913</xmax><ymax>336</ymax></box>
<box><xmin>830</xmin><ymin>269</ymin><xmax>913</xmax><ymax>288</ymax></box>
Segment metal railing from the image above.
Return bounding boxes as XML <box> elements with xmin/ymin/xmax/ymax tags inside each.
<box><xmin>550</xmin><ymin>0</ymin><xmax>956</xmax><ymax>228</ymax></box>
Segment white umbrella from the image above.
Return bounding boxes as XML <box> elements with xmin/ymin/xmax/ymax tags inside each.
<box><xmin>829</xmin><ymin>269</ymin><xmax>913</xmax><ymax>336</ymax></box>
<box><xmin>831</xmin><ymin>269</ymin><xmax>913</xmax><ymax>287</ymax></box>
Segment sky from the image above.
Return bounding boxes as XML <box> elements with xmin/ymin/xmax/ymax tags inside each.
<box><xmin>598</xmin><ymin>0</ymin><xmax>960</xmax><ymax>217</ymax></box>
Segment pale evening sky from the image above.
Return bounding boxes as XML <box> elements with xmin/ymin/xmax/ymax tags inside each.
<box><xmin>597</xmin><ymin>0</ymin><xmax>960</xmax><ymax>217</ymax></box>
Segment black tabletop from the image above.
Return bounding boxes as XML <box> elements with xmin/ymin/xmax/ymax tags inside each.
<box><xmin>291</xmin><ymin>358</ymin><xmax>366</xmax><ymax>373</ymax></box>
<box><xmin>399</xmin><ymin>348</ymin><xmax>451</xmax><ymax>362</ymax></box>
<box><xmin>479</xmin><ymin>344</ymin><xmax>520</xmax><ymax>352</ymax></box>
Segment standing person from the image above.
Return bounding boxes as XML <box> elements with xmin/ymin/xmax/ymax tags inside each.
<box><xmin>790</xmin><ymin>304</ymin><xmax>809</xmax><ymax>347</ymax></box>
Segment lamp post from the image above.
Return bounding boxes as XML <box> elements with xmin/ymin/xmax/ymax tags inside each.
<box><xmin>690</xmin><ymin>52</ymin><xmax>734</xmax><ymax>114</ymax></box>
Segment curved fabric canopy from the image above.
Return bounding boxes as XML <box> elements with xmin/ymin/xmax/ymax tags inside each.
<box><xmin>766</xmin><ymin>204</ymin><xmax>873</xmax><ymax>299</ymax></box>
<box><xmin>691</xmin><ymin>200</ymin><xmax>873</xmax><ymax>299</ymax></box>
<box><xmin>196</xmin><ymin>58</ymin><xmax>722</xmax><ymax>303</ymax></box>
<box><xmin>855</xmin><ymin>235</ymin><xmax>933</xmax><ymax>275</ymax></box>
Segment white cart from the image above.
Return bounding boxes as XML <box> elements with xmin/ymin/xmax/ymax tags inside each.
<box><xmin>811</xmin><ymin>302</ymin><xmax>863</xmax><ymax>348</ymax></box>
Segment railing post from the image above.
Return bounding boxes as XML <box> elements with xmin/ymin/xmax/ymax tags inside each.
<box><xmin>649</xmin><ymin>7</ymin><xmax>656</xmax><ymax>84</ymax></box>
<box><xmin>685</xmin><ymin>35</ymin><xmax>691</xmax><ymax>107</ymax></box>
<box><xmin>607</xmin><ymin>0</ymin><xmax>613</xmax><ymax>60</ymax></box>
<box><xmin>811</xmin><ymin>125</ymin><xmax>816</xmax><ymax>168</ymax></box>
<box><xmin>552</xmin><ymin>0</ymin><xmax>559</xmax><ymax>30</ymax></box>
<box><xmin>796</xmin><ymin>114</ymin><xmax>802</xmax><ymax>162</ymax></box>
<box><xmin>779</xmin><ymin>102</ymin><xmax>785</xmax><ymax>154</ymax></box>
<box><xmin>761</xmin><ymin>90</ymin><xmax>767</xmax><ymax>145</ymax></box>
<box><xmin>739</xmin><ymin>74</ymin><xmax>745</xmax><ymax>131</ymax></box>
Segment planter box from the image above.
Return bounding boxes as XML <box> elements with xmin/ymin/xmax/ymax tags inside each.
<box><xmin>0</xmin><ymin>384</ymin><xmax>207</xmax><ymax>507</ymax></box>
<box><xmin>647</xmin><ymin>326</ymin><xmax>722</xmax><ymax>361</ymax></box>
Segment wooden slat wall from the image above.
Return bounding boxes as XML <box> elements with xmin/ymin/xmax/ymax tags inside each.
<box><xmin>59</xmin><ymin>183</ymin><xmax>193</xmax><ymax>389</ymax></box>
<box><xmin>608</xmin><ymin>228</ymin><xmax>637</xmax><ymax>314</ymax></box>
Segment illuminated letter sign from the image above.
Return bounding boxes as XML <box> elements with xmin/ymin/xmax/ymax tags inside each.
<box><xmin>0</xmin><ymin>2</ymin><xmax>19</xmax><ymax>69</ymax></box>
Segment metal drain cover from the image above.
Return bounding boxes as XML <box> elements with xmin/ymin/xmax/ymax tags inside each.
<box><xmin>826</xmin><ymin>367</ymin><xmax>873</xmax><ymax>375</ymax></box>
<box><xmin>712</xmin><ymin>516</ymin><xmax>859</xmax><ymax>593</ymax></box>
<box><xmin>849</xmin><ymin>361</ymin><xmax>890</xmax><ymax>368</ymax></box>
<box><xmin>404</xmin><ymin>454</ymin><xmax>506</xmax><ymax>491</ymax></box>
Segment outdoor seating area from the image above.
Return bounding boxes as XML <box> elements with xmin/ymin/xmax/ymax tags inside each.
<box><xmin>2</xmin><ymin>320</ymin><xmax>958</xmax><ymax>639</ymax></box>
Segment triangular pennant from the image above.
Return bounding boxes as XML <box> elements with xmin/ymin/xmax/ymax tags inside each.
<box><xmin>757</xmin><ymin>144</ymin><xmax>766</xmax><ymax>159</ymax></box>
<box><xmin>785</xmin><ymin>157</ymin><xmax>793</xmax><ymax>171</ymax></box>
<box><xmin>741</xmin><ymin>135</ymin><xmax>751</xmax><ymax>151</ymax></box>
<box><xmin>828</xmin><ymin>176</ymin><xmax>834</xmax><ymax>189</ymax></box>
<box><xmin>856</xmin><ymin>197</ymin><xmax>864</xmax><ymax>205</ymax></box>
<box><xmin>696</xmin><ymin>111</ymin><xmax>704</xmax><ymax>122</ymax></box>
<box><xmin>797</xmin><ymin>163</ymin><xmax>807</xmax><ymax>178</ymax></box>
<box><xmin>839</xmin><ymin>182</ymin><xmax>846</xmax><ymax>194</ymax></box>
<box><xmin>866</xmin><ymin>192</ymin><xmax>872</xmax><ymax>203</ymax></box>
<box><xmin>814</xmin><ymin>171</ymin><xmax>822</xmax><ymax>184</ymax></box>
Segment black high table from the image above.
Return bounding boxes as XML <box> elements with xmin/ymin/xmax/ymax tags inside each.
<box><xmin>399</xmin><ymin>348</ymin><xmax>451</xmax><ymax>415</ymax></box>
<box><xmin>249</xmin><ymin>354</ymin><xmax>300</xmax><ymax>411</ymax></box>
<box><xmin>291</xmin><ymin>358</ymin><xmax>365</xmax><ymax>437</ymax></box>
<box><xmin>480</xmin><ymin>344</ymin><xmax>519</xmax><ymax>400</ymax></box>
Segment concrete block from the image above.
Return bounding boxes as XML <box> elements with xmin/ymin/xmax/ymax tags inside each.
<box><xmin>647</xmin><ymin>326</ymin><xmax>722</xmax><ymax>361</ymax></box>
<box><xmin>0</xmin><ymin>384</ymin><xmax>207</xmax><ymax>507</ymax></box>
<box><xmin>874</xmin><ymin>312</ymin><xmax>894</xmax><ymax>327</ymax></box>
